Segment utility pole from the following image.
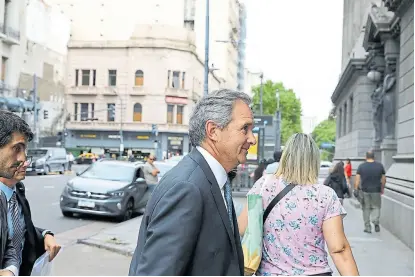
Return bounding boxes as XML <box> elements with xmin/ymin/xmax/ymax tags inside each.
<box><xmin>119</xmin><ymin>96</ymin><xmax>124</xmax><ymax>158</ymax></box>
<box><xmin>274</xmin><ymin>89</ymin><xmax>281</xmax><ymax>151</ymax></box>
<box><xmin>33</xmin><ymin>74</ymin><xmax>39</xmax><ymax>147</ymax></box>
<box><xmin>259</xmin><ymin>73</ymin><xmax>264</xmax><ymax>115</ymax></box>
<box><xmin>203</xmin><ymin>0</ymin><xmax>210</xmax><ymax>96</ymax></box>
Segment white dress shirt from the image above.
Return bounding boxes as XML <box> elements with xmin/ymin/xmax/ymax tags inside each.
<box><xmin>196</xmin><ymin>146</ymin><xmax>228</xmax><ymax>209</ymax></box>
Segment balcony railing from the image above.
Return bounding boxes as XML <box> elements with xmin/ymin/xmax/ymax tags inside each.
<box><xmin>165</xmin><ymin>87</ymin><xmax>190</xmax><ymax>98</ymax></box>
<box><xmin>66</xmin><ymin>121</ymin><xmax>189</xmax><ymax>133</ymax></box>
<box><xmin>67</xmin><ymin>86</ymin><xmax>99</xmax><ymax>95</ymax></box>
<box><xmin>0</xmin><ymin>23</ymin><xmax>20</xmax><ymax>44</ymax></box>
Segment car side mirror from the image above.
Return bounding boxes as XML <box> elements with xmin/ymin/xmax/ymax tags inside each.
<box><xmin>135</xmin><ymin>177</ymin><xmax>145</xmax><ymax>183</ymax></box>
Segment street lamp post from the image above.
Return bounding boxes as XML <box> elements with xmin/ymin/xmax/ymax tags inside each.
<box><xmin>203</xmin><ymin>0</ymin><xmax>210</xmax><ymax>96</ymax></box>
<box><xmin>259</xmin><ymin>73</ymin><xmax>264</xmax><ymax>115</ymax></box>
<box><xmin>274</xmin><ymin>89</ymin><xmax>281</xmax><ymax>151</ymax></box>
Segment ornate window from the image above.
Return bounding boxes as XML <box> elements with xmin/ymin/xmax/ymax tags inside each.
<box><xmin>133</xmin><ymin>103</ymin><xmax>142</xmax><ymax>122</ymax></box>
<box><xmin>135</xmin><ymin>70</ymin><xmax>144</xmax><ymax>86</ymax></box>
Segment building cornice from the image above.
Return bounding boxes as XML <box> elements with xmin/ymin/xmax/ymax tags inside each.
<box><xmin>363</xmin><ymin>4</ymin><xmax>400</xmax><ymax>51</ymax></box>
<box><xmin>383</xmin><ymin>0</ymin><xmax>414</xmax><ymax>16</ymax></box>
<box><xmin>68</xmin><ymin>40</ymin><xmax>221</xmax><ymax>85</ymax></box>
<box><xmin>331</xmin><ymin>58</ymin><xmax>367</xmax><ymax>104</ymax></box>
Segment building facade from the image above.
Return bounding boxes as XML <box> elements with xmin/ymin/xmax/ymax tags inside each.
<box><xmin>332</xmin><ymin>0</ymin><xmax>414</xmax><ymax>248</ymax></box>
<box><xmin>64</xmin><ymin>25</ymin><xmax>221</xmax><ymax>159</ymax></box>
<box><xmin>237</xmin><ymin>2</ymin><xmax>247</xmax><ymax>91</ymax></box>
<box><xmin>0</xmin><ymin>0</ymin><xmax>70</xmax><ymax>139</ymax></box>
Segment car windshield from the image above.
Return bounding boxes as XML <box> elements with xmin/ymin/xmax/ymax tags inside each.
<box><xmin>80</xmin><ymin>163</ymin><xmax>135</xmax><ymax>182</ymax></box>
<box><xmin>28</xmin><ymin>149</ymin><xmax>48</xmax><ymax>157</ymax></box>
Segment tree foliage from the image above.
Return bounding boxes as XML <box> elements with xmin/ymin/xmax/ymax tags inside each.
<box><xmin>252</xmin><ymin>80</ymin><xmax>302</xmax><ymax>144</ymax></box>
<box><xmin>312</xmin><ymin>119</ymin><xmax>336</xmax><ymax>161</ymax></box>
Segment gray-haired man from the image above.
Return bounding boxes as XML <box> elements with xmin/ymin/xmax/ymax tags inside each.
<box><xmin>129</xmin><ymin>89</ymin><xmax>256</xmax><ymax>275</ymax></box>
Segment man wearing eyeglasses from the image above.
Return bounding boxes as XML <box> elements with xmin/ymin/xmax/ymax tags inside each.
<box><xmin>0</xmin><ymin>110</ymin><xmax>34</xmax><ymax>276</ymax></box>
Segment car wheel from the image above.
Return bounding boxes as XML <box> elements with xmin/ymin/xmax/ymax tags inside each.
<box><xmin>62</xmin><ymin>211</ymin><xmax>73</xmax><ymax>217</ymax></box>
<box><xmin>59</xmin><ymin>165</ymin><xmax>65</xmax><ymax>174</ymax></box>
<box><xmin>118</xmin><ymin>199</ymin><xmax>134</xmax><ymax>222</ymax></box>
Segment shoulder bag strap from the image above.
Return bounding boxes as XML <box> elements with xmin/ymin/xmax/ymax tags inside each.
<box><xmin>263</xmin><ymin>184</ymin><xmax>295</xmax><ymax>224</ymax></box>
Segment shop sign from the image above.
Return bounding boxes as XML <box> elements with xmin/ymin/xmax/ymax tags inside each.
<box><xmin>108</xmin><ymin>135</ymin><xmax>121</xmax><ymax>139</ymax></box>
<box><xmin>80</xmin><ymin>134</ymin><xmax>96</xmax><ymax>138</ymax></box>
<box><xmin>136</xmin><ymin>135</ymin><xmax>150</xmax><ymax>140</ymax></box>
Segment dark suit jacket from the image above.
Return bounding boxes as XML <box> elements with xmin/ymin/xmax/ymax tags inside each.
<box><xmin>129</xmin><ymin>148</ymin><xmax>244</xmax><ymax>276</ymax></box>
<box><xmin>0</xmin><ymin>191</ymin><xmax>19</xmax><ymax>270</ymax></box>
<box><xmin>15</xmin><ymin>182</ymin><xmax>46</xmax><ymax>276</ymax></box>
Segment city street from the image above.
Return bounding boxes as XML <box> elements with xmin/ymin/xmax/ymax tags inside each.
<box><xmin>24</xmin><ymin>165</ymin><xmax>120</xmax><ymax>234</ymax></box>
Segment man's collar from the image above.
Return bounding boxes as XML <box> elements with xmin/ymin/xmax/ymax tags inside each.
<box><xmin>196</xmin><ymin>146</ymin><xmax>228</xmax><ymax>189</ymax></box>
<box><xmin>0</xmin><ymin>181</ymin><xmax>16</xmax><ymax>202</ymax></box>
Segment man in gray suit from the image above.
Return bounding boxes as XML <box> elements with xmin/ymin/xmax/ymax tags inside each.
<box><xmin>129</xmin><ymin>89</ymin><xmax>256</xmax><ymax>275</ymax></box>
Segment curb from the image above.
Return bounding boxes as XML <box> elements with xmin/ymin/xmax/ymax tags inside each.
<box><xmin>77</xmin><ymin>238</ymin><xmax>134</xmax><ymax>257</ymax></box>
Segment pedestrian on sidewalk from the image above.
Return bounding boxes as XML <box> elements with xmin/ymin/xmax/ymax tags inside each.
<box><xmin>0</xmin><ymin>110</ymin><xmax>35</xmax><ymax>276</ymax></box>
<box><xmin>0</xmin><ymin>160</ymin><xmax>61</xmax><ymax>275</ymax></box>
<box><xmin>353</xmin><ymin>151</ymin><xmax>386</xmax><ymax>233</ymax></box>
<box><xmin>238</xmin><ymin>133</ymin><xmax>359</xmax><ymax>276</ymax></box>
<box><xmin>344</xmin><ymin>158</ymin><xmax>352</xmax><ymax>197</ymax></box>
<box><xmin>324</xmin><ymin>161</ymin><xmax>348</xmax><ymax>205</ymax></box>
<box><xmin>129</xmin><ymin>89</ymin><xmax>256</xmax><ymax>276</ymax></box>
<box><xmin>142</xmin><ymin>154</ymin><xmax>159</xmax><ymax>193</ymax></box>
<box><xmin>264</xmin><ymin>150</ymin><xmax>283</xmax><ymax>175</ymax></box>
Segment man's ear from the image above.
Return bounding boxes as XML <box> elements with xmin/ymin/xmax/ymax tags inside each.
<box><xmin>205</xmin><ymin>120</ymin><xmax>219</xmax><ymax>142</ymax></box>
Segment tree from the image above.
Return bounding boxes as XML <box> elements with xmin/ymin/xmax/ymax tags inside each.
<box><xmin>252</xmin><ymin>80</ymin><xmax>302</xmax><ymax>144</ymax></box>
<box><xmin>312</xmin><ymin>118</ymin><xmax>336</xmax><ymax>161</ymax></box>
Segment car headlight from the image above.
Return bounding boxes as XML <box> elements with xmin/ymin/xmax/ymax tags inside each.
<box><xmin>66</xmin><ymin>182</ymin><xmax>73</xmax><ymax>193</ymax></box>
<box><xmin>109</xmin><ymin>191</ymin><xmax>124</xmax><ymax>197</ymax></box>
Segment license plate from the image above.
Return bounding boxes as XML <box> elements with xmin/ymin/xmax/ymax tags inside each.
<box><xmin>78</xmin><ymin>200</ymin><xmax>95</xmax><ymax>208</ymax></box>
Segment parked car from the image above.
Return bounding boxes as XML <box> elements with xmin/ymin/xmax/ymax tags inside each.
<box><xmin>153</xmin><ymin>161</ymin><xmax>175</xmax><ymax>182</ymax></box>
<box><xmin>27</xmin><ymin>147</ymin><xmax>68</xmax><ymax>175</ymax></box>
<box><xmin>60</xmin><ymin>160</ymin><xmax>150</xmax><ymax>221</ymax></box>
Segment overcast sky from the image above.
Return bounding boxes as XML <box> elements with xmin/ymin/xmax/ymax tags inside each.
<box><xmin>244</xmin><ymin>0</ymin><xmax>344</xmax><ymax>124</ymax></box>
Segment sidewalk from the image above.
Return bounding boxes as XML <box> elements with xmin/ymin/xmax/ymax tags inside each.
<box><xmin>78</xmin><ymin>198</ymin><xmax>413</xmax><ymax>276</ymax></box>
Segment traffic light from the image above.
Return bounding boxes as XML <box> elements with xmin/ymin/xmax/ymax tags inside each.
<box><xmin>43</xmin><ymin>110</ymin><xmax>48</xmax><ymax>119</ymax></box>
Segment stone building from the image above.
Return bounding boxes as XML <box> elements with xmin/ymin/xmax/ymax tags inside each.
<box><xmin>332</xmin><ymin>0</ymin><xmax>413</xmax><ymax>248</ymax></box>
<box><xmin>0</xmin><ymin>0</ymin><xmax>70</xmax><ymax>139</ymax></box>
<box><xmin>64</xmin><ymin>25</ymin><xmax>221</xmax><ymax>159</ymax></box>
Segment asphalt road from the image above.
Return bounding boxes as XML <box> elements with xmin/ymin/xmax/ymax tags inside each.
<box><xmin>23</xmin><ymin>164</ymin><xmax>118</xmax><ymax>234</ymax></box>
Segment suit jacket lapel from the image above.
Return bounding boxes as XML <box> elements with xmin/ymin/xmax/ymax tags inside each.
<box><xmin>188</xmin><ymin>149</ymin><xmax>237</xmax><ymax>248</ymax></box>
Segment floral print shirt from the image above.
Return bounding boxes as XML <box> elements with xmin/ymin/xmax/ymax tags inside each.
<box><xmin>247</xmin><ymin>175</ymin><xmax>347</xmax><ymax>276</ymax></box>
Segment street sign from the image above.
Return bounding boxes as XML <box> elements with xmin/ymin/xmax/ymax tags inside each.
<box><xmin>320</xmin><ymin>142</ymin><xmax>335</xmax><ymax>149</ymax></box>
<box><xmin>119</xmin><ymin>143</ymin><xmax>124</xmax><ymax>152</ymax></box>
<box><xmin>254</xmin><ymin>115</ymin><xmax>273</xmax><ymax>127</ymax></box>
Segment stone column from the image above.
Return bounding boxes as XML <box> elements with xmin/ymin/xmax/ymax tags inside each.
<box><xmin>343</xmin><ymin>102</ymin><xmax>347</xmax><ymax>136</ymax></box>
<box><xmin>336</xmin><ymin>109</ymin><xmax>341</xmax><ymax>138</ymax></box>
<box><xmin>380</xmin><ymin>34</ymin><xmax>399</xmax><ymax>170</ymax></box>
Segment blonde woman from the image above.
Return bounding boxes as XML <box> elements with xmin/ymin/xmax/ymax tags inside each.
<box><xmin>238</xmin><ymin>133</ymin><xmax>359</xmax><ymax>276</ymax></box>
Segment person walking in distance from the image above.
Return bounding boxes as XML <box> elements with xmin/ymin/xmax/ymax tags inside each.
<box><xmin>344</xmin><ymin>158</ymin><xmax>352</xmax><ymax>197</ymax></box>
<box><xmin>129</xmin><ymin>89</ymin><xmax>256</xmax><ymax>275</ymax></box>
<box><xmin>0</xmin><ymin>160</ymin><xmax>61</xmax><ymax>275</ymax></box>
<box><xmin>354</xmin><ymin>151</ymin><xmax>386</xmax><ymax>233</ymax></box>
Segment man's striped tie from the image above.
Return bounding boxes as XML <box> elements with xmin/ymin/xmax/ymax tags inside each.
<box><xmin>9</xmin><ymin>192</ymin><xmax>24</xmax><ymax>263</ymax></box>
<box><xmin>224</xmin><ymin>179</ymin><xmax>234</xmax><ymax>233</ymax></box>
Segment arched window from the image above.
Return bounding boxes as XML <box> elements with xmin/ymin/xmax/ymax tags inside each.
<box><xmin>133</xmin><ymin>103</ymin><xmax>142</xmax><ymax>122</ymax></box>
<box><xmin>135</xmin><ymin>70</ymin><xmax>144</xmax><ymax>86</ymax></box>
